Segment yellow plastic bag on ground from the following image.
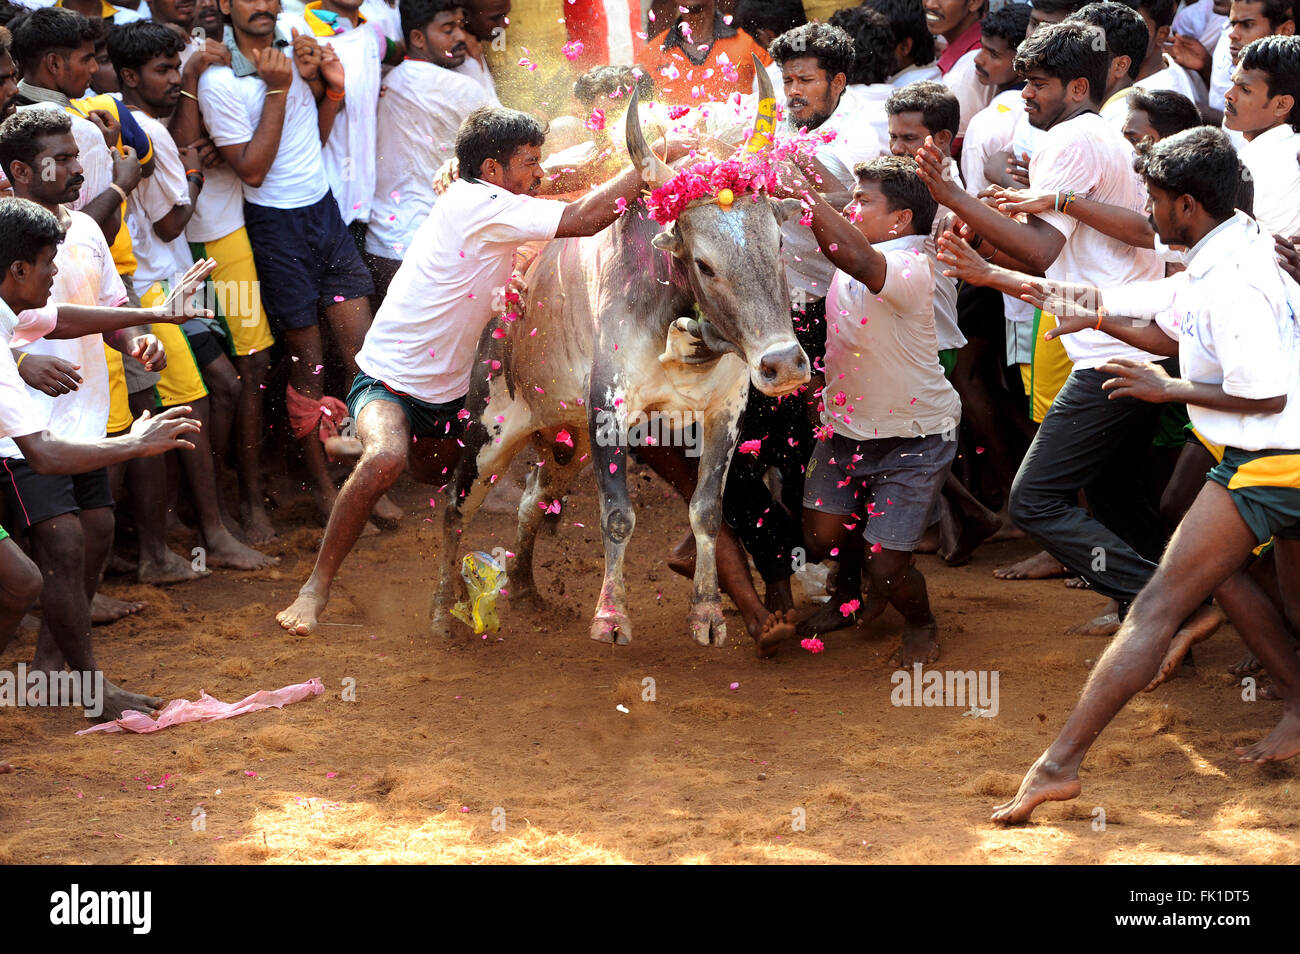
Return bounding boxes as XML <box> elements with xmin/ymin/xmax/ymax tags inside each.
<box><xmin>450</xmin><ymin>551</ymin><xmax>508</xmax><ymax>635</ymax></box>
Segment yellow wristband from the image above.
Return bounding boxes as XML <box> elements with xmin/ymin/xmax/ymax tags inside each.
<box><xmin>16</xmin><ymin>352</ymin><xmax>27</xmax><ymax>368</ymax></box>
<box><xmin>266</xmin><ymin>88</ymin><xmax>286</xmax><ymax>96</ymax></box>
<box><xmin>179</xmin><ymin>89</ymin><xmax>199</xmax><ymax>102</ymax></box>
<box><xmin>109</xmin><ymin>182</ymin><xmax>129</xmax><ymax>203</ymax></box>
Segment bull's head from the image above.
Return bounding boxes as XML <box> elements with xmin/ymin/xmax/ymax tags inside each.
<box><xmin>625</xmin><ymin>61</ymin><xmax>811</xmax><ymax>398</ymax></box>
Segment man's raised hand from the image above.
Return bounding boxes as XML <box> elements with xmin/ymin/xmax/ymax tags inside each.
<box><xmin>1021</xmin><ymin>279</ymin><xmax>1103</xmax><ymax>338</ymax></box>
<box><xmin>914</xmin><ymin>135</ymin><xmax>959</xmax><ymax>205</ymax></box>
<box><xmin>251</xmin><ymin>45</ymin><xmax>293</xmax><ymax>91</ymax></box>
<box><xmin>155</xmin><ymin>257</ymin><xmax>218</xmax><ymax>322</ymax></box>
<box><xmin>129</xmin><ymin>406</ymin><xmax>201</xmax><ymax>455</ymax></box>
<box><xmin>935</xmin><ymin>229</ymin><xmax>992</xmax><ymax>284</ymax></box>
<box><xmin>17</xmin><ymin>354</ymin><xmax>81</xmax><ymax>396</ymax></box>
<box><xmin>129</xmin><ymin>334</ymin><xmax>167</xmax><ymax>372</ymax></box>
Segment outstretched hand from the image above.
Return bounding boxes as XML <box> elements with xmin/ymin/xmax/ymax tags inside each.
<box><xmin>156</xmin><ymin>257</ymin><xmax>218</xmax><ymax>322</ymax></box>
<box><xmin>1020</xmin><ymin>279</ymin><xmax>1103</xmax><ymax>338</ymax></box>
<box><xmin>914</xmin><ymin>136</ymin><xmax>959</xmax><ymax>205</ymax></box>
<box><xmin>129</xmin><ymin>406</ymin><xmax>201</xmax><ymax>455</ymax></box>
<box><xmin>1099</xmin><ymin>357</ymin><xmax>1174</xmax><ymax>403</ymax></box>
<box><xmin>935</xmin><ymin>229</ymin><xmax>991</xmax><ymax>285</ymax></box>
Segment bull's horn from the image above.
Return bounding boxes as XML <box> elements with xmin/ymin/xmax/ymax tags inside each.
<box><xmin>745</xmin><ymin>52</ymin><xmax>777</xmax><ymax>154</ymax></box>
<box><xmin>625</xmin><ymin>85</ymin><xmax>675</xmax><ymax>188</ymax></box>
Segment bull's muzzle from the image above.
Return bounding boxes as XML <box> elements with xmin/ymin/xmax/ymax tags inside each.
<box><xmin>755</xmin><ymin>342</ymin><xmax>811</xmax><ymax>396</ymax></box>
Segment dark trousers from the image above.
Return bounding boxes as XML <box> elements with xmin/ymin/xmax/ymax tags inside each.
<box><xmin>1009</xmin><ymin>363</ymin><xmax>1174</xmax><ymax>602</ymax></box>
<box><xmin>721</xmin><ymin>298</ymin><xmax>824</xmax><ymax>583</ymax></box>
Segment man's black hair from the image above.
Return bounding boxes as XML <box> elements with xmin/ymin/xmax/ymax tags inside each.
<box><xmin>853</xmin><ymin>155</ymin><xmax>937</xmax><ymax>235</ymax></box>
<box><xmin>1138</xmin><ymin>0</ymin><xmax>1176</xmax><ymax>30</ymax></box>
<box><xmin>0</xmin><ymin>195</ymin><xmax>64</xmax><ymax>277</ymax></box>
<box><xmin>1067</xmin><ymin>2</ymin><xmax>1150</xmax><ymax>81</ymax></box>
<box><xmin>864</xmin><ymin>0</ymin><xmax>936</xmax><ymax>67</ymax></box>
<box><xmin>1126</xmin><ymin>87</ymin><xmax>1202</xmax><ymax>137</ymax></box>
<box><xmin>1013</xmin><ymin>20</ymin><xmax>1109</xmax><ymax>102</ymax></box>
<box><xmin>1256</xmin><ymin>0</ymin><xmax>1296</xmax><ymax>29</ymax></box>
<box><xmin>1238</xmin><ymin>34</ymin><xmax>1300</xmax><ymax>132</ymax></box>
<box><xmin>9</xmin><ymin>6</ymin><xmax>97</xmax><ymax>75</ymax></box>
<box><xmin>769</xmin><ymin>21</ymin><xmax>855</xmax><ymax>78</ymax></box>
<box><xmin>734</xmin><ymin>0</ymin><xmax>807</xmax><ymax>44</ymax></box>
<box><xmin>828</xmin><ymin>6</ymin><xmax>897</xmax><ymax>84</ymax></box>
<box><xmin>107</xmin><ymin>19</ymin><xmax>185</xmax><ymax>80</ymax></box>
<box><xmin>399</xmin><ymin>0</ymin><xmax>465</xmax><ymax>43</ymax></box>
<box><xmin>1134</xmin><ymin>125</ymin><xmax>1240</xmax><ymax>219</ymax></box>
<box><xmin>0</xmin><ymin>106</ymin><xmax>71</xmax><ymax>185</ymax></box>
<box><xmin>982</xmin><ymin>2</ymin><xmax>1033</xmax><ymax>49</ymax></box>
<box><xmin>456</xmin><ymin>105</ymin><xmax>546</xmax><ymax>181</ymax></box>
<box><xmin>885</xmin><ymin>79</ymin><xmax>960</xmax><ymax>137</ymax></box>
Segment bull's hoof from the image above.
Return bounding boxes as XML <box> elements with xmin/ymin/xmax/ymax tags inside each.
<box><xmin>688</xmin><ymin>602</ymin><xmax>727</xmax><ymax>647</ymax></box>
<box><xmin>510</xmin><ymin>586</ymin><xmax>547</xmax><ymax>612</ymax></box>
<box><xmin>590</xmin><ymin>612</ymin><xmax>632</xmax><ymax>645</ymax></box>
<box><xmin>430</xmin><ymin>608</ymin><xmax>460</xmax><ymax>640</ymax></box>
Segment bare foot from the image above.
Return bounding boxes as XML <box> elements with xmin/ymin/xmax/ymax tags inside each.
<box><xmin>1065</xmin><ymin>600</ymin><xmax>1120</xmax><ymax>636</ymax></box>
<box><xmin>277</xmin><ymin>587</ymin><xmax>328</xmax><ymax>636</ymax></box>
<box><xmin>0</xmin><ymin>760</ymin><xmax>12</xmax><ymax>773</ymax></box>
<box><xmin>202</xmin><ymin>530</ymin><xmax>280</xmax><ymax>571</ymax></box>
<box><xmin>764</xmin><ymin>577</ymin><xmax>795</xmax><ymax>616</ymax></box>
<box><xmin>993</xmin><ymin>550</ymin><xmax>1069</xmax><ymax>581</ymax></box>
<box><xmin>796</xmin><ymin>591</ymin><xmax>871</xmax><ymax>637</ymax></box>
<box><xmin>1144</xmin><ymin>603</ymin><xmax>1224</xmax><ymax>692</ymax></box>
<box><xmin>138</xmin><ymin>548</ymin><xmax>209</xmax><ymax>585</ymax></box>
<box><xmin>99</xmin><ymin>683</ymin><xmax>165</xmax><ymax>721</ymax></box>
<box><xmin>941</xmin><ymin>503</ymin><xmax>1001</xmax><ymax>567</ymax></box>
<box><xmin>1229</xmin><ymin>651</ymin><xmax>1263</xmax><ymax>677</ymax></box>
<box><xmin>372</xmin><ymin>493</ymin><xmax>402</xmax><ymax>524</ymax></box>
<box><xmin>90</xmin><ymin>593</ymin><xmax>145</xmax><ymax>625</ymax></box>
<box><xmin>239</xmin><ymin>502</ymin><xmax>277</xmax><ymax>546</ymax></box>
<box><xmin>1064</xmin><ymin>576</ymin><xmax>1091</xmax><ymax>590</ymax></box>
<box><xmin>1236</xmin><ymin>708</ymin><xmax>1300</xmax><ymax>763</ymax></box>
<box><xmin>991</xmin><ymin>752</ymin><xmax>1082</xmax><ymax>824</ymax></box>
<box><xmin>106</xmin><ymin>552</ymin><xmax>136</xmax><ymax>575</ymax></box>
<box><xmin>889</xmin><ymin>619</ymin><xmax>940</xmax><ymax>667</ymax></box>
<box><xmin>754</xmin><ymin>609</ymin><xmax>797</xmax><ymax>659</ymax></box>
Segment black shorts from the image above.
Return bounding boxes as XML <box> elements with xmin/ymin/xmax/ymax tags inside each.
<box><xmin>182</xmin><ymin>321</ymin><xmax>227</xmax><ymax>369</ymax></box>
<box><xmin>243</xmin><ymin>191</ymin><xmax>375</xmax><ymax>333</ymax></box>
<box><xmin>0</xmin><ymin>460</ymin><xmax>113</xmax><ymax>532</ymax></box>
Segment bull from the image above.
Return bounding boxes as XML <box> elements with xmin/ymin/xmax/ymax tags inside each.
<box><xmin>432</xmin><ymin>66</ymin><xmax>810</xmax><ymax>647</ymax></box>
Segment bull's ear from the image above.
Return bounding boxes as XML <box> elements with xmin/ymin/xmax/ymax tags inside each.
<box><xmin>772</xmin><ymin>198</ymin><xmax>804</xmax><ymax>224</ymax></box>
<box><xmin>652</xmin><ymin>223</ymin><xmax>683</xmax><ymax>256</ymax></box>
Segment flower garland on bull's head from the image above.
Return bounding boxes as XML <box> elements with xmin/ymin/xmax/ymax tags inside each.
<box><xmin>626</xmin><ymin>54</ymin><xmax>836</xmax><ymax>226</ymax></box>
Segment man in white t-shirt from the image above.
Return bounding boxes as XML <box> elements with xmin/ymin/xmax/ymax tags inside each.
<box><xmin>1130</xmin><ymin>0</ymin><xmax>1207</xmax><ymax>104</ymax></box>
<box><xmin>366</xmin><ymin>0</ymin><xmax>494</xmax><ymax>298</ymax></box>
<box><xmin>1171</xmin><ymin>0</ymin><xmax>1229</xmax><ymax>49</ymax></box>
<box><xmin>828</xmin><ymin>5</ymin><xmax>899</xmax><ymax>150</ymax></box>
<box><xmin>918</xmin><ymin>20</ymin><xmax>1170</xmax><ymax>615</ymax></box>
<box><xmin>1224</xmin><ymin>34</ymin><xmax>1300</xmax><ymax>237</ymax></box>
<box><xmin>776</xmin><ymin>156</ymin><xmax>960</xmax><ymax>666</ymax></box>
<box><xmin>925</xmin><ymin>0</ymin><xmax>993</xmax><ymax>145</ymax></box>
<box><xmin>981</xmin><ymin>127</ymin><xmax>1300</xmax><ymax>823</ymax></box>
<box><xmin>198</xmin><ymin>0</ymin><xmax>377</xmax><ymax>522</ymax></box>
<box><xmin>276</xmin><ymin>105</ymin><xmax>691</xmax><ymax>635</ymax></box>
<box><xmin>0</xmin><ymin>191</ymin><xmax>210</xmax><ymax>722</ymax></box>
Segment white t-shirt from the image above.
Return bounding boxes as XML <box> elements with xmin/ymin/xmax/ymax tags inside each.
<box><xmin>1209</xmin><ymin>26</ymin><xmax>1233</xmax><ymax>113</ymax></box>
<box><xmin>355</xmin><ymin>177</ymin><xmax>565</xmax><ymax>404</ymax></box>
<box><xmin>1029</xmin><ymin>111</ymin><xmax>1165</xmax><ymax>369</ymax></box>
<box><xmin>1173</xmin><ymin>0</ymin><xmax>1228</xmax><ymax>51</ymax></box>
<box><xmin>1239</xmin><ymin>123</ymin><xmax>1300</xmax><ymax>239</ymax></box>
<box><xmin>366</xmin><ymin>58</ymin><xmax>496</xmax><ymax>259</ymax></box>
<box><xmin>1104</xmin><ymin>213</ymin><xmax>1300</xmax><ymax>450</ymax></box>
<box><xmin>284</xmin><ymin>10</ymin><xmax>385</xmax><ymax>224</ymax></box>
<box><xmin>457</xmin><ymin>55</ymin><xmax>499</xmax><ymax>101</ymax></box>
<box><xmin>781</xmin><ymin>89</ymin><xmax>882</xmax><ymax>299</ymax></box>
<box><xmin>1137</xmin><ymin>54</ymin><xmax>1207</xmax><ymax>106</ymax></box>
<box><xmin>847</xmin><ymin>81</ymin><xmax>892</xmax><ymax>159</ymax></box>
<box><xmin>178</xmin><ymin>37</ymin><xmax>246</xmax><ymax>241</ymax></box>
<box><xmin>890</xmin><ymin>62</ymin><xmax>942</xmax><ymax>87</ymax></box>
<box><xmin>961</xmin><ymin>87</ymin><xmax>1024</xmax><ymax>196</ymax></box>
<box><xmin>1</xmin><ymin>211</ymin><xmax>127</xmax><ymax>459</ymax></box>
<box><xmin>197</xmin><ymin>33</ymin><xmax>329</xmax><ymax>209</ymax></box>
<box><xmin>941</xmin><ymin>49</ymin><xmax>993</xmax><ymax>139</ymax></box>
<box><xmin>824</xmin><ymin>234</ymin><xmax>962</xmax><ymax>440</ymax></box>
<box><xmin>0</xmin><ymin>300</ymin><xmax>57</xmax><ymax>441</ymax></box>
<box><xmin>360</xmin><ymin>0</ymin><xmax>402</xmax><ymax>43</ymax></box>
<box><xmin>125</xmin><ymin>109</ymin><xmax>195</xmax><ymax>293</ymax></box>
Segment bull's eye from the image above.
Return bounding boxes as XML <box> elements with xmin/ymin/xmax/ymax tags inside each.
<box><xmin>695</xmin><ymin>259</ymin><xmax>715</xmax><ymax>278</ymax></box>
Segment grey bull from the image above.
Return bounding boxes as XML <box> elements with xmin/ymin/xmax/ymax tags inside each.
<box><xmin>431</xmin><ymin>86</ymin><xmax>811</xmax><ymax>647</ymax></box>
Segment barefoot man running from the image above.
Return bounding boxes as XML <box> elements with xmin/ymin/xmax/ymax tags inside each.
<box><xmin>941</xmin><ymin>126</ymin><xmax>1300</xmax><ymax>823</ymax></box>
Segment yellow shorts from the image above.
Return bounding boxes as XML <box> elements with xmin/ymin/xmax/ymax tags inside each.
<box><xmin>1190</xmin><ymin>426</ymin><xmax>1227</xmax><ymax>464</ymax></box>
<box><xmin>1029</xmin><ymin>309</ymin><xmax>1073</xmax><ymax>424</ymax></box>
<box><xmin>189</xmin><ymin>228</ymin><xmax>275</xmax><ymax>357</ymax></box>
<box><xmin>105</xmin><ymin>345</ymin><xmax>133</xmax><ymax>435</ymax></box>
<box><xmin>140</xmin><ymin>282</ymin><xmax>210</xmax><ymax>408</ymax></box>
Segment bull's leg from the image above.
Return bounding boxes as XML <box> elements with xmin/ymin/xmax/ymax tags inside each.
<box><xmin>511</xmin><ymin>428</ymin><xmax>589</xmax><ymax>609</ymax></box>
<box><xmin>588</xmin><ymin>390</ymin><xmax>635</xmax><ymax>645</ymax></box>
<box><xmin>431</xmin><ymin>396</ymin><xmax>539</xmax><ymax>638</ymax></box>
<box><xmin>686</xmin><ymin>395</ymin><xmax>747</xmax><ymax>647</ymax></box>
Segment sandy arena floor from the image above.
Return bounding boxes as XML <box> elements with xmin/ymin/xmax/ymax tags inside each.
<box><xmin>2</xmin><ymin>463</ymin><xmax>1297</xmax><ymax>864</ymax></box>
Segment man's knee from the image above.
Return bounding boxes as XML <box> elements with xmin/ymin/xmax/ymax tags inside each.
<box><xmin>358</xmin><ymin>447</ymin><xmax>407</xmax><ymax>487</ymax></box>
<box><xmin>79</xmin><ymin>507</ymin><xmax>115</xmax><ymax>542</ymax></box>
<box><xmin>1</xmin><ymin>555</ymin><xmax>42</xmax><ymax>606</ymax></box>
<box><xmin>31</xmin><ymin>518</ymin><xmax>86</xmax><ymax>575</ymax></box>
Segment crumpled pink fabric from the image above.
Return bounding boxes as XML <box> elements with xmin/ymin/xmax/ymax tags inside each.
<box><xmin>77</xmin><ymin>678</ymin><xmax>324</xmax><ymax>735</ymax></box>
<box><xmin>285</xmin><ymin>384</ymin><xmax>349</xmax><ymax>444</ymax></box>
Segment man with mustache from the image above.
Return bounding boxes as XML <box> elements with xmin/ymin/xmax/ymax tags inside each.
<box><xmin>366</xmin><ymin>0</ymin><xmax>496</xmax><ymax>302</ymax></box>
<box><xmin>1224</xmin><ymin>34</ymin><xmax>1300</xmax><ymax>238</ymax></box>
<box><xmin>1206</xmin><ymin>0</ymin><xmax>1293</xmax><ymax>132</ymax></box>
<box><xmin>196</xmin><ymin>0</ymin><xmax>380</xmax><ymax>529</ymax></box>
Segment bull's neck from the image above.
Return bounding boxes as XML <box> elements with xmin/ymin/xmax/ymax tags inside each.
<box><xmin>614</xmin><ymin>201</ymin><xmax>692</xmax><ymax>319</ymax></box>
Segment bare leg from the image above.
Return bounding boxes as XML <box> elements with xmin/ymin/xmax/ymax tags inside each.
<box><xmin>231</xmin><ymin>350</ymin><xmax>275</xmax><ymax>543</ymax></box>
<box><xmin>992</xmin><ymin>482</ymin><xmax>1257</xmax><ymax>824</ymax></box>
<box><xmin>993</xmin><ymin>550</ymin><xmax>1069</xmax><ymax>580</ymax></box>
<box><xmin>281</xmin><ymin>325</ymin><xmax>341</xmax><ymax>517</ymax></box>
<box><xmin>1230</xmin><ymin>539</ymin><xmax>1300</xmax><ymax>761</ymax></box>
<box><xmin>277</xmin><ymin>400</ymin><xmax>411</xmax><ymax>635</ymax></box>
<box><xmin>197</xmin><ymin>352</ymin><xmax>242</xmax><ymax>530</ymax></box>
<box><xmin>0</xmin><ymin>537</ymin><xmax>41</xmax><ymax>651</ymax></box>
<box><xmin>797</xmin><ymin>507</ymin><xmax>879</xmax><ymax>637</ymax></box>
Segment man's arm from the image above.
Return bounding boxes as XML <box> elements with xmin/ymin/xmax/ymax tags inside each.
<box><xmin>209</xmin><ymin>49</ymin><xmax>293</xmax><ymax>188</ymax></box>
<box><xmin>554</xmin><ymin>137</ymin><xmax>693</xmax><ymax>238</ymax></box>
<box><xmin>170</xmin><ymin>39</ymin><xmax>232</xmax><ymax>148</ymax></box>
<box><xmin>13</xmin><ymin>406</ymin><xmax>201</xmax><ymax>475</ymax></box>
<box><xmin>314</xmin><ymin>43</ymin><xmax>346</xmax><ymax>145</ymax></box>
<box><xmin>45</xmin><ymin>258</ymin><xmax>218</xmax><ymax>339</ymax></box>
<box><xmin>916</xmin><ymin>136</ymin><xmax>1065</xmax><ymax>272</ymax></box>
<box><xmin>994</xmin><ymin>187</ymin><xmax>1157</xmax><ymax>249</ymax></box>
<box><xmin>151</xmin><ymin>145</ymin><xmax>205</xmax><ymax>242</ymax></box>
<box><xmin>1100</xmin><ymin>358</ymin><xmax>1286</xmax><ymax>413</ymax></box>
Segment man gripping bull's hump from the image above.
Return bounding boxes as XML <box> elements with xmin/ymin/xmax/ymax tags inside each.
<box><xmin>276</xmin><ymin>105</ymin><xmax>693</xmax><ymax>637</ymax></box>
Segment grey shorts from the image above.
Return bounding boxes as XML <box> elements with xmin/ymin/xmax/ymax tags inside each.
<box><xmin>803</xmin><ymin>430</ymin><xmax>957</xmax><ymax>552</ymax></box>
<box><xmin>121</xmin><ymin>353</ymin><xmax>161</xmax><ymax>395</ymax></box>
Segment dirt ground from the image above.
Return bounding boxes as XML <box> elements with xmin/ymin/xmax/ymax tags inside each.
<box><xmin>1</xmin><ymin>461</ymin><xmax>1297</xmax><ymax>865</ymax></box>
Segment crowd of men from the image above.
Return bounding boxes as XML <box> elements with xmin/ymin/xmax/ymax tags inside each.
<box><xmin>0</xmin><ymin>0</ymin><xmax>1297</xmax><ymax>825</ymax></box>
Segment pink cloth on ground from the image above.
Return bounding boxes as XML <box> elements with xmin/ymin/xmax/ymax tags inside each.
<box><xmin>77</xmin><ymin>678</ymin><xmax>325</xmax><ymax>735</ymax></box>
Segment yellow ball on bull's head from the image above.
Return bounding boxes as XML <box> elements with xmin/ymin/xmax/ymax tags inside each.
<box><xmin>716</xmin><ymin>188</ymin><xmax>734</xmax><ymax>209</ymax></box>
